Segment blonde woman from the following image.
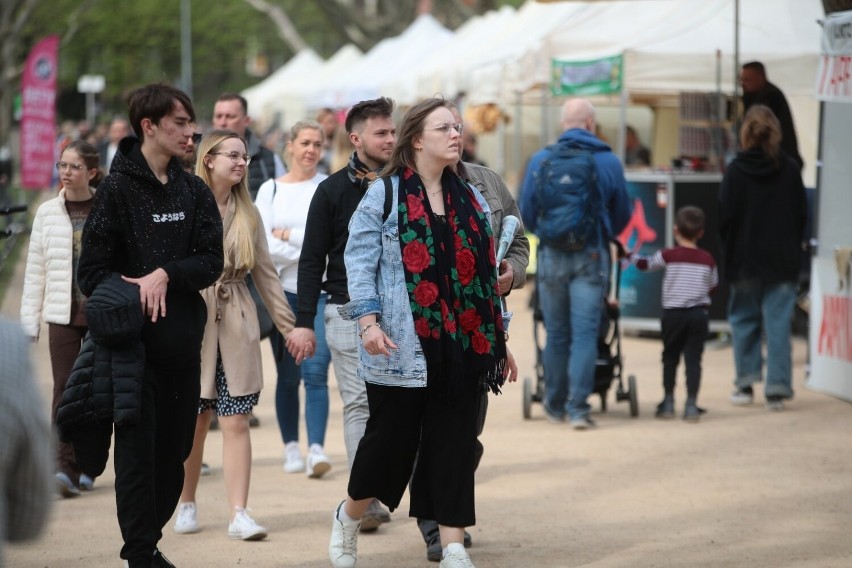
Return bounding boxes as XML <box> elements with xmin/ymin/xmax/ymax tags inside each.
<box><xmin>256</xmin><ymin>120</ymin><xmax>332</xmax><ymax>478</ymax></box>
<box><xmin>21</xmin><ymin>139</ymin><xmax>102</xmax><ymax>497</ymax></box>
<box><xmin>174</xmin><ymin>129</ymin><xmax>294</xmax><ymax>540</ymax></box>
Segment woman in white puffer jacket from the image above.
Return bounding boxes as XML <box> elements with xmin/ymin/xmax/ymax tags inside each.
<box><xmin>21</xmin><ymin>139</ymin><xmax>102</xmax><ymax>498</ymax></box>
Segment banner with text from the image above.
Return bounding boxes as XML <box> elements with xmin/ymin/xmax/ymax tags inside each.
<box><xmin>808</xmin><ymin>255</ymin><xmax>852</xmax><ymax>401</ymax></box>
<box><xmin>551</xmin><ymin>54</ymin><xmax>622</xmax><ymax>96</ymax></box>
<box><xmin>21</xmin><ymin>35</ymin><xmax>59</xmax><ymax>189</ymax></box>
<box><xmin>817</xmin><ymin>11</ymin><xmax>852</xmax><ymax>102</ymax></box>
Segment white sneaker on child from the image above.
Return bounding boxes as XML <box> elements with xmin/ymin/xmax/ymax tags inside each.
<box><xmin>283</xmin><ymin>441</ymin><xmax>305</xmax><ymax>473</ymax></box>
<box><xmin>306</xmin><ymin>444</ymin><xmax>332</xmax><ymax>478</ymax></box>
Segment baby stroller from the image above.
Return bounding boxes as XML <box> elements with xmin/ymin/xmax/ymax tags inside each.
<box><xmin>522</xmin><ymin>241</ymin><xmax>639</xmax><ymax>419</ymax></box>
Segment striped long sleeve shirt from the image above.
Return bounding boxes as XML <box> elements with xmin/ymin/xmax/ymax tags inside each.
<box><xmin>632</xmin><ymin>246</ymin><xmax>718</xmax><ymax>309</ymax></box>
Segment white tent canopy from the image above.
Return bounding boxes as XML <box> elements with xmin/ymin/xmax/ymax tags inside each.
<box><xmin>242</xmin><ymin>49</ymin><xmax>324</xmax><ymax>122</ymax></box>
<box><xmin>307</xmin><ymin>13</ymin><xmax>454</xmax><ymax>109</ymax></box>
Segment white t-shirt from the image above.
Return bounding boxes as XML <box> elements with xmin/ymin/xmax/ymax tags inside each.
<box><xmin>255</xmin><ymin>173</ymin><xmax>327</xmax><ymax>293</ymax></box>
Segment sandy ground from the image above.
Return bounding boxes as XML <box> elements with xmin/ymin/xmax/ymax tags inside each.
<box><xmin>3</xmin><ymin>250</ymin><xmax>852</xmax><ymax>568</ymax></box>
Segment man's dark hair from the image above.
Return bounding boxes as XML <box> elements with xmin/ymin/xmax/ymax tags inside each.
<box><xmin>216</xmin><ymin>92</ymin><xmax>248</xmax><ymax>115</ymax></box>
<box><xmin>674</xmin><ymin>206</ymin><xmax>705</xmax><ymax>240</ymax></box>
<box><xmin>742</xmin><ymin>61</ymin><xmax>766</xmax><ymax>77</ymax></box>
<box><xmin>344</xmin><ymin>97</ymin><xmax>395</xmax><ymax>134</ymax></box>
<box><xmin>127</xmin><ymin>84</ymin><xmax>195</xmax><ymax>140</ymax></box>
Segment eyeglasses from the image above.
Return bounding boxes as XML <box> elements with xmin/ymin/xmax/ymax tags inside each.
<box><xmin>55</xmin><ymin>162</ymin><xmax>85</xmax><ymax>172</ymax></box>
<box><xmin>210</xmin><ymin>152</ymin><xmax>252</xmax><ymax>165</ymax></box>
<box><xmin>424</xmin><ymin>122</ymin><xmax>463</xmax><ymax>136</ymax></box>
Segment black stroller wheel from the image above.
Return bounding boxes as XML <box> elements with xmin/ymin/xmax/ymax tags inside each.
<box><xmin>628</xmin><ymin>375</ymin><xmax>639</xmax><ymax>418</ymax></box>
<box><xmin>522</xmin><ymin>377</ymin><xmax>533</xmax><ymax>419</ymax></box>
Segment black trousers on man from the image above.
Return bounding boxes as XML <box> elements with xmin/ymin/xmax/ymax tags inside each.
<box><xmin>115</xmin><ymin>363</ymin><xmax>199</xmax><ymax>567</ymax></box>
<box><xmin>661</xmin><ymin>306</ymin><xmax>709</xmax><ymax>399</ymax></box>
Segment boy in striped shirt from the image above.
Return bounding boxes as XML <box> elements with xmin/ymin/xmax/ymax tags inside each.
<box><xmin>631</xmin><ymin>206</ymin><xmax>718</xmax><ymax>421</ymax></box>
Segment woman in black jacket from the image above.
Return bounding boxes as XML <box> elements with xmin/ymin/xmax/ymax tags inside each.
<box><xmin>719</xmin><ymin>104</ymin><xmax>806</xmax><ymax>411</ymax></box>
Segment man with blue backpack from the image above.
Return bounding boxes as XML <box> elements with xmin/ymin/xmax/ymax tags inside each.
<box><xmin>520</xmin><ymin>98</ymin><xmax>632</xmax><ymax>429</ymax></box>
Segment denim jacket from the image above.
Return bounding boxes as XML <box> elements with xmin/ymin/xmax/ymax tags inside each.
<box><xmin>339</xmin><ymin>174</ymin><xmax>493</xmax><ymax>388</ymax></box>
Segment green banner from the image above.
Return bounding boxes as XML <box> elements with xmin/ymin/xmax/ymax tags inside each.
<box><xmin>551</xmin><ymin>54</ymin><xmax>623</xmax><ymax>96</ymax></box>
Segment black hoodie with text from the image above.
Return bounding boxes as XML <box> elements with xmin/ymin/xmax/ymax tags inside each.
<box><xmin>78</xmin><ymin>136</ymin><xmax>224</xmax><ymax>366</ymax></box>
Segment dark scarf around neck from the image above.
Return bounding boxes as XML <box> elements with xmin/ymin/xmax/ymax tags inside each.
<box><xmin>395</xmin><ymin>166</ymin><xmax>507</xmax><ymax>394</ymax></box>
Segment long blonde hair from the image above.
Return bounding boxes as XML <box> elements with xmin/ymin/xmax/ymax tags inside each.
<box><xmin>740</xmin><ymin>104</ymin><xmax>782</xmax><ymax>165</ymax></box>
<box><xmin>196</xmin><ymin>129</ymin><xmax>258</xmax><ymax>273</ymax></box>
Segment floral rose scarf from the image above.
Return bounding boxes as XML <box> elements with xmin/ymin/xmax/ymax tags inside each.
<box><xmin>396</xmin><ymin>166</ymin><xmax>507</xmax><ymax>394</ymax></box>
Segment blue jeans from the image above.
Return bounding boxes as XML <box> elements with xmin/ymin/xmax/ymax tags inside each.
<box><xmin>272</xmin><ymin>292</ymin><xmax>332</xmax><ymax>446</ymax></box>
<box><xmin>728</xmin><ymin>280</ymin><xmax>796</xmax><ymax>399</ymax></box>
<box><xmin>537</xmin><ymin>246</ymin><xmax>608</xmax><ymax>420</ymax></box>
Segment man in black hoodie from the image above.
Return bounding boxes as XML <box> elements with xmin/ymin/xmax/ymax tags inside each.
<box><xmin>78</xmin><ymin>84</ymin><xmax>223</xmax><ymax>568</ymax></box>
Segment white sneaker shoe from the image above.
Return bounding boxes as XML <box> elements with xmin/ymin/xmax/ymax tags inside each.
<box><xmin>329</xmin><ymin>500</ymin><xmax>360</xmax><ymax>568</ymax></box>
<box><xmin>306</xmin><ymin>444</ymin><xmax>332</xmax><ymax>478</ymax></box>
<box><xmin>439</xmin><ymin>543</ymin><xmax>475</xmax><ymax>568</ymax></box>
<box><xmin>173</xmin><ymin>502</ymin><xmax>200</xmax><ymax>534</ymax></box>
<box><xmin>228</xmin><ymin>509</ymin><xmax>267</xmax><ymax>541</ymax></box>
<box><xmin>283</xmin><ymin>442</ymin><xmax>305</xmax><ymax>473</ymax></box>
<box><xmin>79</xmin><ymin>473</ymin><xmax>95</xmax><ymax>491</ymax></box>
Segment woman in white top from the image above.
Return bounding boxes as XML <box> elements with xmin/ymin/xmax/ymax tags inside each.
<box><xmin>21</xmin><ymin>140</ymin><xmax>102</xmax><ymax>497</ymax></box>
<box><xmin>255</xmin><ymin>120</ymin><xmax>333</xmax><ymax>477</ymax></box>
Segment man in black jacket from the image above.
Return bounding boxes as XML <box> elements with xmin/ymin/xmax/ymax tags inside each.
<box><xmin>286</xmin><ymin>97</ymin><xmax>396</xmax><ymax>531</ymax></box>
<box><xmin>741</xmin><ymin>61</ymin><xmax>803</xmax><ymax>170</ymax></box>
<box><xmin>77</xmin><ymin>84</ymin><xmax>223</xmax><ymax>568</ymax></box>
<box><xmin>212</xmin><ymin>93</ymin><xmax>284</xmax><ymax>199</ymax></box>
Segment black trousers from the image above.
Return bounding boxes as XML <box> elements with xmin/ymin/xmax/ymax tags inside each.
<box><xmin>661</xmin><ymin>307</ymin><xmax>709</xmax><ymax>399</ymax></box>
<box><xmin>348</xmin><ymin>381</ymin><xmax>480</xmax><ymax>528</ymax></box>
<box><xmin>115</xmin><ymin>363</ymin><xmax>200</xmax><ymax>566</ymax></box>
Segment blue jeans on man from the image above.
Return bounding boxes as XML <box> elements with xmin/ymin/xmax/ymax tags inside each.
<box><xmin>537</xmin><ymin>245</ymin><xmax>608</xmax><ymax>421</ymax></box>
<box><xmin>728</xmin><ymin>279</ymin><xmax>796</xmax><ymax>399</ymax></box>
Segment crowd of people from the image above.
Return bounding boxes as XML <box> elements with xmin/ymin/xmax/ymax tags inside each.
<box><xmin>11</xmin><ymin>59</ymin><xmax>807</xmax><ymax>568</ymax></box>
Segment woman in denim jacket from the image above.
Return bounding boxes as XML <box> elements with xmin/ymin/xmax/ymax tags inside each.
<box><xmin>328</xmin><ymin>98</ymin><xmax>516</xmax><ymax>568</ymax></box>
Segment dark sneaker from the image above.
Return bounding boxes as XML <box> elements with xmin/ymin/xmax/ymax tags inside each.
<box><xmin>427</xmin><ymin>533</ymin><xmax>442</xmax><ymax>562</ymax></box>
<box><xmin>683</xmin><ymin>399</ymin><xmax>701</xmax><ymax>422</ymax></box>
<box><xmin>766</xmin><ymin>395</ymin><xmax>785</xmax><ymax>411</ymax></box>
<box><xmin>152</xmin><ymin>549</ymin><xmax>176</xmax><ymax>567</ymax></box>
<box><xmin>248</xmin><ymin>413</ymin><xmax>260</xmax><ymax>428</ymax></box>
<box><xmin>655</xmin><ymin>397</ymin><xmax>675</xmax><ymax>419</ymax></box>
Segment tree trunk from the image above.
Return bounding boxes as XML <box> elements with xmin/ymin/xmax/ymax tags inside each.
<box><xmin>241</xmin><ymin>0</ymin><xmax>310</xmax><ymax>53</ymax></box>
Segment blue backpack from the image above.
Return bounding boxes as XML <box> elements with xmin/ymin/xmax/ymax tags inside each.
<box><xmin>534</xmin><ymin>145</ymin><xmax>600</xmax><ymax>251</ymax></box>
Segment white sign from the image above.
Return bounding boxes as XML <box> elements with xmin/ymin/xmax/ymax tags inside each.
<box><xmin>817</xmin><ymin>11</ymin><xmax>852</xmax><ymax>102</ymax></box>
<box><xmin>77</xmin><ymin>74</ymin><xmax>105</xmax><ymax>94</ymax></box>
<box><xmin>808</xmin><ymin>255</ymin><xmax>852</xmax><ymax>402</ymax></box>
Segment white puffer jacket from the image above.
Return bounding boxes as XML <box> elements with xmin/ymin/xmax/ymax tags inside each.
<box><xmin>20</xmin><ymin>189</ymin><xmax>93</xmax><ymax>339</ymax></box>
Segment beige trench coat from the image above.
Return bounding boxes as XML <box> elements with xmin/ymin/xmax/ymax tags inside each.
<box><xmin>199</xmin><ymin>196</ymin><xmax>295</xmax><ymax>399</ymax></box>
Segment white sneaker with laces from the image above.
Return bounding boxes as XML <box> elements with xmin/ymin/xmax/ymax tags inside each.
<box><xmin>439</xmin><ymin>543</ymin><xmax>475</xmax><ymax>568</ymax></box>
<box><xmin>173</xmin><ymin>502</ymin><xmax>200</xmax><ymax>534</ymax></box>
<box><xmin>283</xmin><ymin>442</ymin><xmax>305</xmax><ymax>473</ymax></box>
<box><xmin>228</xmin><ymin>509</ymin><xmax>267</xmax><ymax>541</ymax></box>
<box><xmin>307</xmin><ymin>444</ymin><xmax>332</xmax><ymax>478</ymax></box>
<box><xmin>329</xmin><ymin>500</ymin><xmax>360</xmax><ymax>568</ymax></box>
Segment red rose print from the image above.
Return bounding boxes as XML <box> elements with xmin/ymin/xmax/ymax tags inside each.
<box><xmin>413</xmin><ymin>281</ymin><xmax>439</xmax><ymax>307</ymax></box>
<box><xmin>459</xmin><ymin>308</ymin><xmax>482</xmax><ymax>333</ymax></box>
<box><xmin>403</xmin><ymin>241</ymin><xmax>431</xmax><ymax>273</ymax></box>
<box><xmin>431</xmin><ymin>329</ymin><xmax>440</xmax><ymax>339</ymax></box>
<box><xmin>444</xmin><ymin>317</ymin><xmax>457</xmax><ymax>334</ymax></box>
<box><xmin>415</xmin><ymin>317</ymin><xmax>431</xmax><ymax>337</ymax></box>
<box><xmin>403</xmin><ymin>168</ymin><xmax>413</xmax><ymax>180</ymax></box>
<box><xmin>456</xmin><ymin>248</ymin><xmax>476</xmax><ymax>285</ymax></box>
<box><xmin>440</xmin><ymin>300</ymin><xmax>449</xmax><ymax>319</ymax></box>
<box><xmin>469</xmin><ymin>216</ymin><xmax>479</xmax><ymax>233</ymax></box>
<box><xmin>471</xmin><ymin>330</ymin><xmax>491</xmax><ymax>354</ymax></box>
<box><xmin>454</xmin><ymin>234</ymin><xmax>463</xmax><ymax>251</ymax></box>
<box><xmin>407</xmin><ymin>194</ymin><xmax>425</xmax><ymax>220</ymax></box>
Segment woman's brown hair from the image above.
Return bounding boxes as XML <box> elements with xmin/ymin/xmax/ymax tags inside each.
<box><xmin>740</xmin><ymin>104</ymin><xmax>782</xmax><ymax>165</ymax></box>
<box><xmin>380</xmin><ymin>97</ymin><xmax>450</xmax><ymax>177</ymax></box>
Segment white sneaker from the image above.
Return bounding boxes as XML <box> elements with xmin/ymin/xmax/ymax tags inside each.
<box><xmin>283</xmin><ymin>442</ymin><xmax>305</xmax><ymax>473</ymax></box>
<box><xmin>173</xmin><ymin>502</ymin><xmax>200</xmax><ymax>534</ymax></box>
<box><xmin>329</xmin><ymin>500</ymin><xmax>360</xmax><ymax>568</ymax></box>
<box><xmin>79</xmin><ymin>473</ymin><xmax>95</xmax><ymax>491</ymax></box>
<box><xmin>228</xmin><ymin>509</ymin><xmax>267</xmax><ymax>541</ymax></box>
<box><xmin>306</xmin><ymin>444</ymin><xmax>332</xmax><ymax>478</ymax></box>
<box><xmin>439</xmin><ymin>543</ymin><xmax>475</xmax><ymax>568</ymax></box>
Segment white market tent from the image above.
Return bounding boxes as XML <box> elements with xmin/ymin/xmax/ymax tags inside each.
<box><xmin>242</xmin><ymin>48</ymin><xmax>324</xmax><ymax>123</ymax></box>
<box><xmin>306</xmin><ymin>13</ymin><xmax>454</xmax><ymax>109</ymax></box>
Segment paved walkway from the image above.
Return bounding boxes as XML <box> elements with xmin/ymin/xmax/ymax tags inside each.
<box><xmin>3</xmin><ymin>256</ymin><xmax>851</xmax><ymax>567</ymax></box>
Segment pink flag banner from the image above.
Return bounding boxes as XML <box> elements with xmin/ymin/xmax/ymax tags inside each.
<box><xmin>20</xmin><ymin>35</ymin><xmax>59</xmax><ymax>190</ymax></box>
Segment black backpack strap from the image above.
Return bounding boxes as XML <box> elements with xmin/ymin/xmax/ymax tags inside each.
<box><xmin>382</xmin><ymin>176</ymin><xmax>393</xmax><ymax>222</ymax></box>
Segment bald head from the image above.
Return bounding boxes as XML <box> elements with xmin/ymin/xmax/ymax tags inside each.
<box><xmin>560</xmin><ymin>98</ymin><xmax>596</xmax><ymax>132</ymax></box>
